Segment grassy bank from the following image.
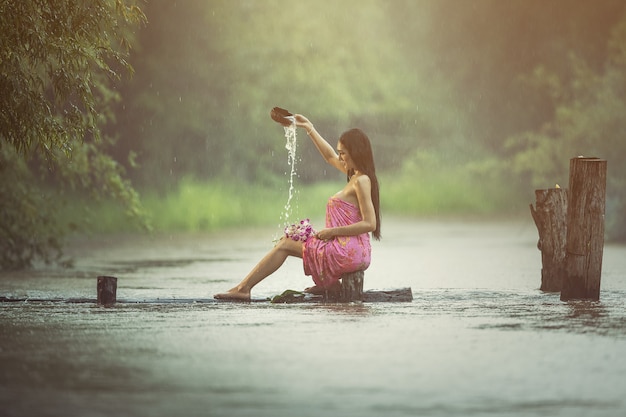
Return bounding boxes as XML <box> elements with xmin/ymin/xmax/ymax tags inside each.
<box><xmin>61</xmin><ymin>171</ymin><xmax>523</xmax><ymax>235</ymax></box>
<box><xmin>382</xmin><ymin>171</ymin><xmax>522</xmax><ymax>217</ymax></box>
<box><xmin>142</xmin><ymin>180</ymin><xmax>337</xmax><ymax>232</ymax></box>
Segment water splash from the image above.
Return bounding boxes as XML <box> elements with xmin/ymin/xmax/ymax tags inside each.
<box><xmin>280</xmin><ymin>122</ymin><xmax>298</xmax><ymax>229</ymax></box>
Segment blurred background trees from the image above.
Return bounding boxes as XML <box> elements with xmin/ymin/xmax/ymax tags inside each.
<box><xmin>0</xmin><ymin>0</ymin><xmax>146</xmax><ymax>268</ymax></box>
<box><xmin>2</xmin><ymin>0</ymin><xmax>626</xmax><ymax>268</ymax></box>
<box><xmin>117</xmin><ymin>0</ymin><xmax>625</xmax><ymax>230</ymax></box>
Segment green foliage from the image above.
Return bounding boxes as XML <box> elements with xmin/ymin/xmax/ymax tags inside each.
<box><xmin>4</xmin><ymin>0</ymin><xmax>626</xmax><ymax>271</ymax></box>
<box><xmin>382</xmin><ymin>151</ymin><xmax>522</xmax><ymax>217</ymax></box>
<box><xmin>0</xmin><ymin>0</ymin><xmax>147</xmax><ymax>269</ymax></box>
<box><xmin>387</xmin><ymin>0</ymin><xmax>626</xmax><ymax>152</ymax></box>
<box><xmin>101</xmin><ymin>0</ymin><xmax>626</xmax><ymax>240</ymax></box>
<box><xmin>0</xmin><ymin>0</ymin><xmax>145</xmax><ymax>159</ymax></box>
<box><xmin>141</xmin><ymin>179</ymin><xmax>338</xmax><ymax>233</ymax></box>
<box><xmin>117</xmin><ymin>0</ymin><xmax>423</xmax><ymax>186</ymax></box>
<box><xmin>58</xmin><ymin>179</ymin><xmax>338</xmax><ymax>235</ymax></box>
<box><xmin>0</xmin><ymin>148</ymin><xmax>66</xmax><ymax>269</ymax></box>
<box><xmin>145</xmin><ymin>179</ymin><xmax>283</xmax><ymax>232</ymax></box>
<box><xmin>60</xmin><ymin>174</ymin><xmax>519</xmax><ymax>237</ymax></box>
<box><xmin>506</xmin><ymin>14</ymin><xmax>626</xmax><ymax>239</ymax></box>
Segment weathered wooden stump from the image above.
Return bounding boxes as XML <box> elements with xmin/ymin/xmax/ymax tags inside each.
<box><xmin>338</xmin><ymin>270</ymin><xmax>364</xmax><ymax>302</ymax></box>
<box><xmin>561</xmin><ymin>157</ymin><xmax>607</xmax><ymax>301</ymax></box>
<box><xmin>530</xmin><ymin>187</ymin><xmax>568</xmax><ymax>292</ymax></box>
<box><xmin>97</xmin><ymin>276</ymin><xmax>117</xmax><ymax>306</ymax></box>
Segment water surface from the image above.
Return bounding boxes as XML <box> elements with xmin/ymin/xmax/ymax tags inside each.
<box><xmin>2</xmin><ymin>219</ymin><xmax>625</xmax><ymax>417</ymax></box>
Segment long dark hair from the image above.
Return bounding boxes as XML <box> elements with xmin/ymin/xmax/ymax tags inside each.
<box><xmin>339</xmin><ymin>128</ymin><xmax>381</xmax><ymax>240</ymax></box>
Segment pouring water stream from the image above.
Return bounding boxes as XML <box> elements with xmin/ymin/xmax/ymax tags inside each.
<box><xmin>279</xmin><ymin>120</ymin><xmax>298</xmax><ymax>233</ymax></box>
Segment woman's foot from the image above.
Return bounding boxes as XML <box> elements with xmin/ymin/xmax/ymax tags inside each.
<box><xmin>304</xmin><ymin>281</ymin><xmax>341</xmax><ymax>296</ymax></box>
<box><xmin>304</xmin><ymin>285</ymin><xmax>325</xmax><ymax>295</ymax></box>
<box><xmin>214</xmin><ymin>287</ymin><xmax>251</xmax><ymax>301</ymax></box>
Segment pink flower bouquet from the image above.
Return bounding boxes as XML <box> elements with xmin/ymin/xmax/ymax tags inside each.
<box><xmin>284</xmin><ymin>219</ymin><xmax>316</xmax><ymax>242</ymax></box>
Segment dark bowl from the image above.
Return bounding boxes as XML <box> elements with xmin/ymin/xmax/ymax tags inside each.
<box><xmin>270</xmin><ymin>107</ymin><xmax>294</xmax><ymax>127</ymax></box>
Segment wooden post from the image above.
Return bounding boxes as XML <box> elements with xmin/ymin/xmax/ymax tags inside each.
<box><xmin>338</xmin><ymin>270</ymin><xmax>364</xmax><ymax>302</ymax></box>
<box><xmin>530</xmin><ymin>187</ymin><xmax>568</xmax><ymax>292</ymax></box>
<box><xmin>97</xmin><ymin>276</ymin><xmax>117</xmax><ymax>306</ymax></box>
<box><xmin>561</xmin><ymin>157</ymin><xmax>607</xmax><ymax>301</ymax></box>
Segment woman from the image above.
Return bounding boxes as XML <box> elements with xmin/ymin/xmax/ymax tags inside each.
<box><xmin>214</xmin><ymin>114</ymin><xmax>381</xmax><ymax>301</ymax></box>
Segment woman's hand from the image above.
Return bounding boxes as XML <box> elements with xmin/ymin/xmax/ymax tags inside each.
<box><xmin>294</xmin><ymin>114</ymin><xmax>313</xmax><ymax>132</ymax></box>
<box><xmin>315</xmin><ymin>228</ymin><xmax>335</xmax><ymax>241</ymax></box>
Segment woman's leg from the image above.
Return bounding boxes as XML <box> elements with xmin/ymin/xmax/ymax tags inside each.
<box><xmin>214</xmin><ymin>238</ymin><xmax>303</xmax><ymax>300</ymax></box>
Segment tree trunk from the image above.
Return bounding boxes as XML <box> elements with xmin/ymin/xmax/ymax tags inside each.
<box><xmin>339</xmin><ymin>270</ymin><xmax>364</xmax><ymax>302</ymax></box>
<box><xmin>561</xmin><ymin>157</ymin><xmax>607</xmax><ymax>301</ymax></box>
<box><xmin>530</xmin><ymin>187</ymin><xmax>568</xmax><ymax>292</ymax></box>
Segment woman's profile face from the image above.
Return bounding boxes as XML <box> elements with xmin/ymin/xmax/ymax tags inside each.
<box><xmin>337</xmin><ymin>141</ymin><xmax>355</xmax><ymax>171</ymax></box>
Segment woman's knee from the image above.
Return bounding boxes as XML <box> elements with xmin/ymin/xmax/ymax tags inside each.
<box><xmin>276</xmin><ymin>237</ymin><xmax>303</xmax><ymax>257</ymax></box>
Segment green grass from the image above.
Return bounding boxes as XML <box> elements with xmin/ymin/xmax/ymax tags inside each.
<box><xmin>380</xmin><ymin>172</ymin><xmax>519</xmax><ymax>216</ymax></box>
<box><xmin>142</xmin><ymin>179</ymin><xmax>337</xmax><ymax>232</ymax></box>
<box><xmin>59</xmin><ymin>179</ymin><xmax>339</xmax><ymax>235</ymax></box>
<box><xmin>60</xmin><ymin>172</ymin><xmax>524</xmax><ymax>236</ymax></box>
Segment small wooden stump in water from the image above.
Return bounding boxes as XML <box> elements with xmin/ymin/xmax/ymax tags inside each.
<box><xmin>97</xmin><ymin>276</ymin><xmax>117</xmax><ymax>306</ymax></box>
<box><xmin>561</xmin><ymin>157</ymin><xmax>607</xmax><ymax>301</ymax></box>
<box><xmin>339</xmin><ymin>270</ymin><xmax>364</xmax><ymax>302</ymax></box>
<box><xmin>530</xmin><ymin>187</ymin><xmax>568</xmax><ymax>292</ymax></box>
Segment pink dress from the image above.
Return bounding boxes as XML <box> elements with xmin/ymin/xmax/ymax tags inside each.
<box><xmin>303</xmin><ymin>197</ymin><xmax>371</xmax><ymax>288</ymax></box>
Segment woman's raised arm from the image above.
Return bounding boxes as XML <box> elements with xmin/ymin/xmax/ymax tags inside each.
<box><xmin>295</xmin><ymin>114</ymin><xmax>346</xmax><ymax>174</ymax></box>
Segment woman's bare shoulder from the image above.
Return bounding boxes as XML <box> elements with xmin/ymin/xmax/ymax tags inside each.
<box><xmin>352</xmin><ymin>174</ymin><xmax>372</xmax><ymax>195</ymax></box>
<box><xmin>354</xmin><ymin>174</ymin><xmax>371</xmax><ymax>187</ymax></box>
